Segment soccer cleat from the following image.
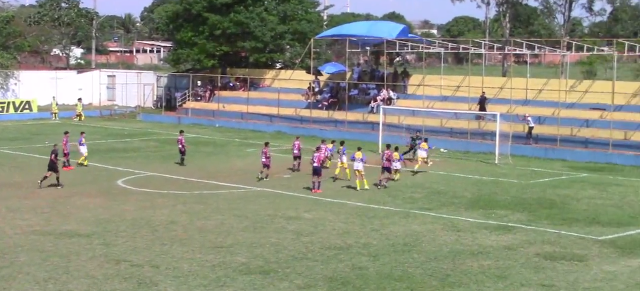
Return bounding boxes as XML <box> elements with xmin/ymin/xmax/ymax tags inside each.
<box><xmin>38</xmin><ymin>180</ymin><xmax>42</xmax><ymax>189</ymax></box>
<box><xmin>57</xmin><ymin>184</ymin><xmax>64</xmax><ymax>189</ymax></box>
<box><xmin>312</xmin><ymin>190</ymin><xmax>317</xmax><ymax>193</ymax></box>
<box><xmin>264</xmin><ymin>178</ymin><xmax>269</xmax><ymax>181</ymax></box>
<box><xmin>316</xmin><ymin>190</ymin><xmax>322</xmax><ymax>193</ymax></box>
<box><xmin>364</xmin><ymin>186</ymin><xmax>370</xmax><ymax>190</ymax></box>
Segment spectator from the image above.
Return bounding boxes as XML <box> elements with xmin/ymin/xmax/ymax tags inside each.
<box><xmin>352</xmin><ymin>63</ymin><xmax>361</xmax><ymax>82</ymax></box>
<box><xmin>476</xmin><ymin>91</ymin><xmax>488</xmax><ymax>120</ymax></box>
<box><xmin>369</xmin><ymin>88</ymin><xmax>388</xmax><ymax>114</ymax></box>
<box><xmin>388</xmin><ymin>88</ymin><xmax>398</xmax><ymax>105</ymax></box>
<box><xmin>519</xmin><ymin>113</ymin><xmax>535</xmax><ymax>145</ymax></box>
<box><xmin>302</xmin><ymin>82</ymin><xmax>315</xmax><ymax>102</ymax></box>
<box><xmin>400</xmin><ymin>68</ymin><xmax>410</xmax><ymax>94</ymax></box>
<box><xmin>392</xmin><ymin>68</ymin><xmax>399</xmax><ymax>92</ymax></box>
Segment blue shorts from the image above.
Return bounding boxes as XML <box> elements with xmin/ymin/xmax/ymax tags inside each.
<box><xmin>381</xmin><ymin>167</ymin><xmax>392</xmax><ymax>174</ymax></box>
<box><xmin>312</xmin><ymin>166</ymin><xmax>323</xmax><ymax>177</ymax></box>
<box><xmin>262</xmin><ymin>163</ymin><xmax>271</xmax><ymax>170</ymax></box>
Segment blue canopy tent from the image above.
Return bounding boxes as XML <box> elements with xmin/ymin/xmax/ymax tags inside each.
<box><xmin>318</xmin><ymin>62</ymin><xmax>347</xmax><ymax>74</ymax></box>
<box><xmin>308</xmin><ymin>21</ymin><xmax>435</xmax><ymax>105</ymax></box>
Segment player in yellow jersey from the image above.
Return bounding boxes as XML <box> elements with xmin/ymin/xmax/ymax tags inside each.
<box><xmin>51</xmin><ymin>96</ymin><xmax>59</xmax><ymax>120</ymax></box>
<box><xmin>332</xmin><ymin>141</ymin><xmax>351</xmax><ymax>182</ymax></box>
<box><xmin>392</xmin><ymin>146</ymin><xmax>405</xmax><ymax>181</ymax></box>
<box><xmin>350</xmin><ymin>147</ymin><xmax>369</xmax><ymax>191</ymax></box>
<box><xmin>413</xmin><ymin>138</ymin><xmax>434</xmax><ymax>172</ymax></box>
<box><xmin>73</xmin><ymin>98</ymin><xmax>84</xmax><ymax>121</ymax></box>
<box><xmin>324</xmin><ymin>140</ymin><xmax>335</xmax><ymax>168</ymax></box>
<box><xmin>76</xmin><ymin>131</ymin><xmax>88</xmax><ymax>166</ymax></box>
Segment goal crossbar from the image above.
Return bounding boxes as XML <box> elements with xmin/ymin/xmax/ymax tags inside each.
<box><xmin>378</xmin><ymin>105</ymin><xmax>504</xmax><ymax>164</ymax></box>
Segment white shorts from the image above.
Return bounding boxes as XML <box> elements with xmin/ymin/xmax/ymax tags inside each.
<box><xmin>353</xmin><ymin>162</ymin><xmax>364</xmax><ymax>171</ymax></box>
<box><xmin>418</xmin><ymin>151</ymin><xmax>428</xmax><ymax>158</ymax></box>
<box><xmin>392</xmin><ymin>162</ymin><xmax>402</xmax><ymax>170</ymax></box>
<box><xmin>340</xmin><ymin>156</ymin><xmax>347</xmax><ymax>164</ymax></box>
<box><xmin>79</xmin><ymin>146</ymin><xmax>87</xmax><ymax>155</ymax></box>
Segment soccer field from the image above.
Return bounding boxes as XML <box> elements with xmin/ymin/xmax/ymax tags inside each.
<box><xmin>1</xmin><ymin>118</ymin><xmax>639</xmax><ymax>290</ymax></box>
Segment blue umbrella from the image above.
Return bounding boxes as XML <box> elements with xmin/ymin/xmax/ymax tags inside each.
<box><xmin>318</xmin><ymin>62</ymin><xmax>347</xmax><ymax>74</ymax></box>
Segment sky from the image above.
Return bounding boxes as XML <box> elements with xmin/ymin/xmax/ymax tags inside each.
<box><xmin>77</xmin><ymin>0</ymin><xmax>485</xmax><ymax>24</ymax></box>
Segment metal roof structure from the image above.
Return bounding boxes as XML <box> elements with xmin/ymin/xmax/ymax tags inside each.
<box><xmin>341</xmin><ymin>38</ymin><xmax>640</xmax><ymax>55</ymax></box>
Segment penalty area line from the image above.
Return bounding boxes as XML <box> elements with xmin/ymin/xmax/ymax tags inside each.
<box><xmin>0</xmin><ymin>147</ymin><xmax>599</xmax><ymax>240</ymax></box>
<box><xmin>598</xmin><ymin>229</ymin><xmax>640</xmax><ymax>240</ymax></box>
<box><xmin>527</xmin><ymin>174</ymin><xmax>588</xmax><ymax>183</ymax></box>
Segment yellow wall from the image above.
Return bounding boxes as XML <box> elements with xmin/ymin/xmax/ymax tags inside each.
<box><xmin>406</xmin><ymin>75</ymin><xmax>640</xmax><ymax>105</ymax></box>
<box><xmin>183</xmin><ymin>69</ymin><xmax>640</xmax><ymax>105</ymax></box>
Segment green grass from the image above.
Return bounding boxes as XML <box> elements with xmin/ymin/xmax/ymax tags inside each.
<box><xmin>1</xmin><ymin>118</ymin><xmax>639</xmax><ymax>290</ymax></box>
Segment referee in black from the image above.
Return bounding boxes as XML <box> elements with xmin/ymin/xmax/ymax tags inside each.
<box><xmin>39</xmin><ymin>144</ymin><xmax>63</xmax><ymax>189</ymax></box>
<box><xmin>476</xmin><ymin>91</ymin><xmax>488</xmax><ymax>120</ymax></box>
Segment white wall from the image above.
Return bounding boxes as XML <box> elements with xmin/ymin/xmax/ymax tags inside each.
<box><xmin>0</xmin><ymin>69</ymin><xmax>157</xmax><ymax>107</ymax></box>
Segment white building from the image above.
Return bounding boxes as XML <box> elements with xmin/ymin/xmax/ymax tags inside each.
<box><xmin>0</xmin><ymin>69</ymin><xmax>157</xmax><ymax>108</ymax></box>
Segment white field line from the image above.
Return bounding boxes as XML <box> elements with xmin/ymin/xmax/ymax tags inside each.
<box><xmin>598</xmin><ymin>229</ymin><xmax>640</xmax><ymax>240</ymax></box>
<box><xmin>527</xmin><ymin>174</ymin><xmax>588</xmax><ymax>183</ymax></box>
<box><xmin>0</xmin><ymin>148</ymin><xmax>600</xmax><ymax>240</ymax></box>
<box><xmin>517</xmin><ymin>167</ymin><xmax>640</xmax><ymax>182</ymax></box>
<box><xmin>62</xmin><ymin>122</ymin><xmax>639</xmax><ymax>183</ymax></box>
<box><xmin>246</xmin><ymin>147</ymin><xmax>290</xmax><ymax>151</ymax></box>
<box><xmin>0</xmin><ymin>121</ymin><xmax>61</xmax><ymax>126</ymax></box>
<box><xmin>268</xmin><ymin>152</ymin><xmax>522</xmax><ymax>183</ymax></box>
<box><xmin>117</xmin><ymin>174</ymin><xmax>254</xmax><ymax>194</ymax></box>
<box><xmin>0</xmin><ymin>136</ymin><xmax>172</xmax><ymax>149</ymax></box>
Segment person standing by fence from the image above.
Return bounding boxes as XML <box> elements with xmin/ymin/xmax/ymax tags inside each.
<box><xmin>520</xmin><ymin>113</ymin><xmax>535</xmax><ymax>145</ymax></box>
<box><xmin>476</xmin><ymin>92</ymin><xmax>487</xmax><ymax>120</ymax></box>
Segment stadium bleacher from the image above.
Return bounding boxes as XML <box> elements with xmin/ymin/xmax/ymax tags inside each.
<box><xmin>179</xmin><ymin>72</ymin><xmax>640</xmax><ymax>153</ymax></box>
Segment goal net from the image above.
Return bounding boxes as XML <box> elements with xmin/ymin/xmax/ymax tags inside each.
<box><xmin>378</xmin><ymin>105</ymin><xmax>512</xmax><ymax>164</ymax></box>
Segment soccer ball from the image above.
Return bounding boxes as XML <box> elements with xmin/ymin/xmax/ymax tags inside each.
<box><xmin>440</xmin><ymin>148</ymin><xmax>448</xmax><ymax>153</ymax></box>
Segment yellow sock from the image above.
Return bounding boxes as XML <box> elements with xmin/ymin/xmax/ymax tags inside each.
<box><xmin>83</xmin><ymin>155</ymin><xmax>88</xmax><ymax>165</ymax></box>
<box><xmin>335</xmin><ymin>168</ymin><xmax>340</xmax><ymax>175</ymax></box>
<box><xmin>395</xmin><ymin>173</ymin><xmax>400</xmax><ymax>180</ymax></box>
<box><xmin>78</xmin><ymin>156</ymin><xmax>85</xmax><ymax>163</ymax></box>
<box><xmin>326</xmin><ymin>160</ymin><xmax>331</xmax><ymax>167</ymax></box>
<box><xmin>363</xmin><ymin>179</ymin><xmax>369</xmax><ymax>188</ymax></box>
<box><xmin>345</xmin><ymin>169</ymin><xmax>351</xmax><ymax>180</ymax></box>
<box><xmin>414</xmin><ymin>160</ymin><xmax>421</xmax><ymax>170</ymax></box>
<box><xmin>356</xmin><ymin>180</ymin><xmax>360</xmax><ymax>189</ymax></box>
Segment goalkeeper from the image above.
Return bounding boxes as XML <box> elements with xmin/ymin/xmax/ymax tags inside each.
<box><xmin>401</xmin><ymin>131</ymin><xmax>421</xmax><ymax>159</ymax></box>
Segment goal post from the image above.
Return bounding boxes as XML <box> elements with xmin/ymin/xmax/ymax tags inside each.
<box><xmin>378</xmin><ymin>105</ymin><xmax>512</xmax><ymax>164</ymax></box>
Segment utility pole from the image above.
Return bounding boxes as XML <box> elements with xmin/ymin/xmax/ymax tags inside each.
<box><xmin>346</xmin><ymin>0</ymin><xmax>350</xmax><ymax>12</ymax></box>
<box><xmin>323</xmin><ymin>0</ymin><xmax>328</xmax><ymax>29</ymax></box>
<box><xmin>91</xmin><ymin>0</ymin><xmax>97</xmax><ymax>69</ymax></box>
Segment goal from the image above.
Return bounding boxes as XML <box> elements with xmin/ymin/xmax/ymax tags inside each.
<box><xmin>378</xmin><ymin>105</ymin><xmax>512</xmax><ymax>164</ymax></box>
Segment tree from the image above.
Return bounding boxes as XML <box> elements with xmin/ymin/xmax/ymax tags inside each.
<box><xmin>492</xmin><ymin>2</ymin><xmax>555</xmax><ymax>38</ymax></box>
<box><xmin>156</xmin><ymin>0</ymin><xmax>323</xmax><ymax>70</ymax></box>
<box><xmin>380</xmin><ymin>11</ymin><xmax>414</xmax><ymax>32</ymax></box>
<box><xmin>26</xmin><ymin>0</ymin><xmax>96</xmax><ymax>68</ymax></box>
<box><xmin>417</xmin><ymin>19</ymin><xmax>435</xmax><ymax>30</ymax></box>
<box><xmin>441</xmin><ymin>16</ymin><xmax>484</xmax><ymax>38</ymax></box>
<box><xmin>325</xmin><ymin>12</ymin><xmax>379</xmax><ymax>29</ymax></box>
<box><xmin>537</xmin><ymin>0</ymin><xmax>606</xmax><ymax>77</ymax></box>
<box><xmin>139</xmin><ymin>0</ymin><xmax>176</xmax><ymax>40</ymax></box>
<box><xmin>0</xmin><ymin>1</ymin><xmax>30</xmax><ymax>94</ymax></box>
<box><xmin>603</xmin><ymin>0</ymin><xmax>640</xmax><ymax>38</ymax></box>
<box><xmin>453</xmin><ymin>0</ymin><xmax>527</xmax><ymax>77</ymax></box>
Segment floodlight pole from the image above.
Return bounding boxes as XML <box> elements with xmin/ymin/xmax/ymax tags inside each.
<box><xmin>91</xmin><ymin>0</ymin><xmax>97</xmax><ymax>68</ymax></box>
